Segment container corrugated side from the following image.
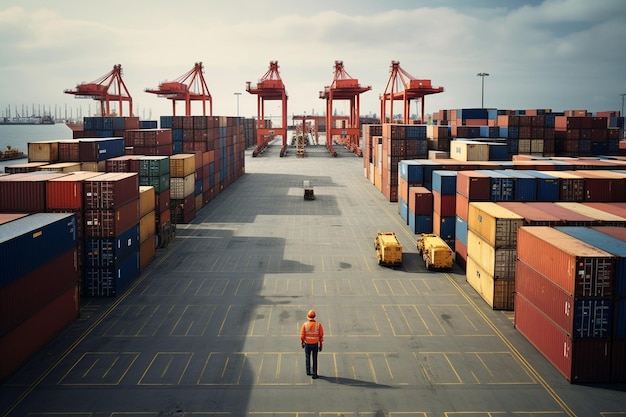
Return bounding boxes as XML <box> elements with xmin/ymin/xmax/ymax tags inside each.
<box><xmin>526</xmin><ymin>202</ymin><xmax>597</xmax><ymax>226</ymax></box>
<box><xmin>555</xmin><ymin>202</ymin><xmax>626</xmax><ymax>226</ymax></box>
<box><xmin>408</xmin><ymin>187</ymin><xmax>432</xmax><ymax>216</ymax></box>
<box><xmin>467</xmin><ymin>202</ymin><xmax>524</xmax><ymax>248</ymax></box>
<box><xmin>515</xmin><ymin>293</ymin><xmax>611</xmax><ymax>383</ymax></box>
<box><xmin>84</xmin><ymin>224</ymin><xmax>139</xmax><ymax>268</ymax></box>
<box><xmin>46</xmin><ymin>172</ymin><xmax>104</xmax><ymax>210</ymax></box>
<box><xmin>516</xmin><ymin>260</ymin><xmax>612</xmax><ymax>338</ymax></box>
<box><xmin>0</xmin><ymin>248</ymin><xmax>78</xmax><ymax>336</ymax></box>
<box><xmin>170</xmin><ymin>154</ymin><xmax>196</xmax><ymax>177</ymax></box>
<box><xmin>467</xmin><ymin>229</ymin><xmax>516</xmax><ymax>280</ymax></box>
<box><xmin>466</xmin><ymin>255</ymin><xmax>515</xmax><ymax>310</ymax></box>
<box><xmin>170</xmin><ymin>173</ymin><xmax>195</xmax><ymax>199</ymax></box>
<box><xmin>0</xmin><ymin>282</ymin><xmax>79</xmax><ymax>382</ymax></box>
<box><xmin>432</xmin><ymin>190</ymin><xmax>456</xmax><ymax>217</ymax></box>
<box><xmin>27</xmin><ymin>140</ymin><xmax>60</xmax><ymax>162</ymax></box>
<box><xmin>498</xmin><ymin>202</ymin><xmax>562</xmax><ymax>226</ymax></box>
<box><xmin>0</xmin><ymin>213</ymin><xmax>77</xmax><ymax>288</ymax></box>
<box><xmin>139</xmin><ymin>186</ymin><xmax>156</xmax><ymax>218</ymax></box>
<box><xmin>0</xmin><ymin>172</ymin><xmax>68</xmax><ymax>212</ymax></box>
<box><xmin>521</xmin><ymin>170</ymin><xmax>560</xmax><ymax>201</ymax></box>
<box><xmin>432</xmin><ymin>170</ymin><xmax>457</xmax><ymax>195</ymax></box>
<box><xmin>84</xmin><ymin>199</ymin><xmax>139</xmax><ymax>239</ymax></box>
<box><xmin>517</xmin><ymin>226</ymin><xmax>615</xmax><ymax>297</ymax></box>
<box><xmin>83</xmin><ymin>251</ymin><xmax>139</xmax><ymax>297</ymax></box>
<box><xmin>456</xmin><ymin>171</ymin><xmax>491</xmax><ymax>200</ymax></box>
<box><xmin>83</xmin><ymin>172</ymin><xmax>139</xmax><ymax>209</ymax></box>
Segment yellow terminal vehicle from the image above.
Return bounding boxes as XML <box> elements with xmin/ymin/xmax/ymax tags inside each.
<box><xmin>417</xmin><ymin>233</ymin><xmax>454</xmax><ymax>270</ymax></box>
<box><xmin>374</xmin><ymin>232</ymin><xmax>403</xmax><ymax>266</ymax></box>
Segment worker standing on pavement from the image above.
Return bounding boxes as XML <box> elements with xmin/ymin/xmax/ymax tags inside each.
<box><xmin>300</xmin><ymin>309</ymin><xmax>324</xmax><ymax>379</ymax></box>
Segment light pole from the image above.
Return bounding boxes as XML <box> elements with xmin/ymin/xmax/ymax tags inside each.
<box><xmin>477</xmin><ymin>73</ymin><xmax>489</xmax><ymax>108</ymax></box>
<box><xmin>234</xmin><ymin>92</ymin><xmax>241</xmax><ymax>117</ymax></box>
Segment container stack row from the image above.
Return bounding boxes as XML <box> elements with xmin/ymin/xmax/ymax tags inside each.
<box><xmin>515</xmin><ymin>226</ymin><xmax>626</xmax><ymax>383</ymax></box>
<box><xmin>0</xmin><ymin>213</ymin><xmax>80</xmax><ymax>382</ymax></box>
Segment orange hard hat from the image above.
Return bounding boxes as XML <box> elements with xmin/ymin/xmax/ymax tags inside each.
<box><xmin>307</xmin><ymin>310</ymin><xmax>316</xmax><ymax>319</ymax></box>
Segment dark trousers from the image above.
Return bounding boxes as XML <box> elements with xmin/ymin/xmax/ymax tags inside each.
<box><xmin>304</xmin><ymin>343</ymin><xmax>319</xmax><ymax>375</ymax></box>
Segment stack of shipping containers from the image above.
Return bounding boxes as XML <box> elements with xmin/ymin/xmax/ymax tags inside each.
<box><xmin>432</xmin><ymin>170</ymin><xmax>457</xmax><ymax>247</ymax></box>
<box><xmin>0</xmin><ymin>213</ymin><xmax>80</xmax><ymax>381</ymax></box>
<box><xmin>465</xmin><ymin>202</ymin><xmax>523</xmax><ymax>310</ymax></box>
<box><xmin>138</xmin><ymin>186</ymin><xmax>157</xmax><ymax>270</ymax></box>
<box><xmin>515</xmin><ymin>226</ymin><xmax>616</xmax><ymax>383</ymax></box>
<box><xmin>82</xmin><ymin>173</ymin><xmax>140</xmax><ymax>297</ymax></box>
<box><xmin>135</xmin><ymin>156</ymin><xmax>171</xmax><ymax>245</ymax></box>
<box><xmin>169</xmin><ymin>154</ymin><xmax>196</xmax><ymax>224</ymax></box>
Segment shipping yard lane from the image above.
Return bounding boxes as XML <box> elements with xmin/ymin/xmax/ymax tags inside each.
<box><xmin>1</xmin><ymin>143</ymin><xmax>625</xmax><ymax>416</ymax></box>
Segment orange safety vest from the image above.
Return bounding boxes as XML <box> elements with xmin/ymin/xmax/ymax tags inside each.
<box><xmin>301</xmin><ymin>321</ymin><xmax>323</xmax><ymax>345</ymax></box>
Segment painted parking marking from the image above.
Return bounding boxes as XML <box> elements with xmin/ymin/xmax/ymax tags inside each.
<box><xmin>138</xmin><ymin>352</ymin><xmax>193</xmax><ymax>385</ymax></box>
<box><xmin>59</xmin><ymin>352</ymin><xmax>139</xmax><ymax>385</ymax></box>
<box><xmin>139</xmin><ymin>277</ymin><xmax>193</xmax><ymax>296</ymax></box>
<box><xmin>195</xmin><ymin>277</ymin><xmax>230</xmax><ymax>296</ymax></box>
<box><xmin>102</xmin><ymin>305</ymin><xmax>169</xmax><ymax>337</ymax></box>
<box><xmin>382</xmin><ymin>305</ymin><xmax>434</xmax><ymax>336</ymax></box>
<box><xmin>197</xmin><ymin>352</ymin><xmax>247</xmax><ymax>385</ymax></box>
<box><xmin>170</xmin><ymin>305</ymin><xmax>216</xmax><ymax>336</ymax></box>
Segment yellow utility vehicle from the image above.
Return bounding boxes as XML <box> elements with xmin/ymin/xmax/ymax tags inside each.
<box><xmin>417</xmin><ymin>233</ymin><xmax>454</xmax><ymax>270</ymax></box>
<box><xmin>303</xmin><ymin>180</ymin><xmax>315</xmax><ymax>200</ymax></box>
<box><xmin>374</xmin><ymin>232</ymin><xmax>403</xmax><ymax>266</ymax></box>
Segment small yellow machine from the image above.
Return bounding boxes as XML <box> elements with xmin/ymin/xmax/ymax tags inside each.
<box><xmin>416</xmin><ymin>233</ymin><xmax>454</xmax><ymax>270</ymax></box>
<box><xmin>374</xmin><ymin>232</ymin><xmax>403</xmax><ymax>266</ymax></box>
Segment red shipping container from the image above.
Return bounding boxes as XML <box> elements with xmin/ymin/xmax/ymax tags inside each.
<box><xmin>456</xmin><ymin>192</ymin><xmax>470</xmax><ymax>221</ymax></box>
<box><xmin>46</xmin><ymin>172</ymin><xmax>104</xmax><ymax>210</ymax></box>
<box><xmin>517</xmin><ymin>226</ymin><xmax>615</xmax><ymax>297</ymax></box>
<box><xmin>408</xmin><ymin>187</ymin><xmax>432</xmax><ymax>215</ymax></box>
<box><xmin>0</xmin><ymin>172</ymin><xmax>68</xmax><ymax>212</ymax></box>
<box><xmin>432</xmin><ymin>190</ymin><xmax>456</xmax><ymax>217</ymax></box>
<box><xmin>456</xmin><ymin>171</ymin><xmax>491</xmax><ymax>199</ymax></box>
<box><xmin>84</xmin><ymin>199</ymin><xmax>139</xmax><ymax>238</ymax></box>
<box><xmin>0</xmin><ymin>282</ymin><xmax>79</xmax><ymax>382</ymax></box>
<box><xmin>0</xmin><ymin>248</ymin><xmax>78</xmax><ymax>336</ymax></box>
<box><xmin>83</xmin><ymin>172</ymin><xmax>139</xmax><ymax>210</ymax></box>
<box><xmin>526</xmin><ymin>202</ymin><xmax>596</xmax><ymax>225</ymax></box>
<box><xmin>515</xmin><ymin>293</ymin><xmax>611</xmax><ymax>383</ymax></box>
<box><xmin>516</xmin><ymin>260</ymin><xmax>612</xmax><ymax>338</ymax></box>
<box><xmin>499</xmin><ymin>202</ymin><xmax>562</xmax><ymax>226</ymax></box>
<box><xmin>58</xmin><ymin>140</ymin><xmax>80</xmax><ymax>162</ymax></box>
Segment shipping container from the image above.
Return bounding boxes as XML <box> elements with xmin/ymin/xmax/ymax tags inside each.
<box><xmin>170</xmin><ymin>173</ymin><xmax>195</xmax><ymax>199</ymax></box>
<box><xmin>83</xmin><ymin>251</ymin><xmax>139</xmax><ymax>297</ymax></box>
<box><xmin>555</xmin><ymin>202</ymin><xmax>626</xmax><ymax>226</ymax></box>
<box><xmin>432</xmin><ymin>170</ymin><xmax>457</xmax><ymax>195</ymax></box>
<box><xmin>498</xmin><ymin>202</ymin><xmax>562</xmax><ymax>226</ymax></box>
<box><xmin>517</xmin><ymin>226</ymin><xmax>615</xmax><ymax>297</ymax></box>
<box><xmin>83</xmin><ymin>172</ymin><xmax>139</xmax><ymax>209</ymax></box>
<box><xmin>538</xmin><ymin>170</ymin><xmax>584</xmax><ymax>201</ymax></box>
<box><xmin>0</xmin><ymin>282</ymin><xmax>79</xmax><ymax>382</ymax></box>
<box><xmin>170</xmin><ymin>153</ymin><xmax>196</xmax><ymax>177</ymax></box>
<box><xmin>456</xmin><ymin>171</ymin><xmax>491</xmax><ymax>200</ymax></box>
<box><xmin>77</xmin><ymin>137</ymin><xmax>125</xmax><ymax>162</ymax></box>
<box><xmin>516</xmin><ymin>260</ymin><xmax>612</xmax><ymax>338</ymax></box>
<box><xmin>84</xmin><ymin>224</ymin><xmax>139</xmax><ymax>267</ymax></box>
<box><xmin>139</xmin><ymin>186</ymin><xmax>156</xmax><ymax>218</ymax></box>
<box><xmin>467</xmin><ymin>229</ymin><xmax>516</xmax><ymax>280</ymax></box>
<box><xmin>27</xmin><ymin>140</ymin><xmax>60</xmax><ymax>163</ymax></box>
<box><xmin>138</xmin><ymin>156</ymin><xmax>170</xmax><ymax>177</ymax></box>
<box><xmin>432</xmin><ymin>190</ymin><xmax>456</xmax><ymax>217</ymax></box>
<box><xmin>0</xmin><ymin>172</ymin><xmax>68</xmax><ymax>212</ymax></box>
<box><xmin>408</xmin><ymin>210</ymin><xmax>432</xmax><ymax>235</ymax></box>
<box><xmin>465</xmin><ymin>255</ymin><xmax>515</xmax><ymax>310</ymax></box>
<box><xmin>467</xmin><ymin>202</ymin><xmax>523</xmax><ymax>248</ymax></box>
<box><xmin>46</xmin><ymin>171</ymin><xmax>104</xmax><ymax>210</ymax></box>
<box><xmin>450</xmin><ymin>140</ymin><xmax>489</xmax><ymax>161</ymax></box>
<box><xmin>518</xmin><ymin>170</ymin><xmax>560</xmax><ymax>201</ymax></box>
<box><xmin>84</xmin><ymin>199</ymin><xmax>139</xmax><ymax>238</ymax></box>
<box><xmin>515</xmin><ymin>292</ymin><xmax>611</xmax><ymax>383</ymax></box>
<box><xmin>497</xmin><ymin>170</ymin><xmax>537</xmax><ymax>201</ymax></box>
<box><xmin>0</xmin><ymin>213</ymin><xmax>77</xmax><ymax>288</ymax></box>
<box><xmin>139</xmin><ymin>234</ymin><xmax>156</xmax><ymax>271</ymax></box>
<box><xmin>0</xmin><ymin>248</ymin><xmax>78</xmax><ymax>336</ymax></box>
<box><xmin>526</xmin><ymin>202</ymin><xmax>597</xmax><ymax>226</ymax></box>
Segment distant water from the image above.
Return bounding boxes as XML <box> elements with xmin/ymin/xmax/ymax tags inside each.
<box><xmin>0</xmin><ymin>123</ymin><xmax>73</xmax><ymax>172</ymax></box>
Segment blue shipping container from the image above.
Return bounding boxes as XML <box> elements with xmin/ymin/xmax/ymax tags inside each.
<box><xmin>615</xmin><ymin>298</ymin><xmax>626</xmax><ymax>339</ymax></box>
<box><xmin>437</xmin><ymin>215</ymin><xmax>455</xmax><ymax>240</ymax></box>
<box><xmin>0</xmin><ymin>213</ymin><xmax>77</xmax><ymax>289</ymax></box>
<box><xmin>498</xmin><ymin>170</ymin><xmax>537</xmax><ymax>201</ymax></box>
<box><xmin>432</xmin><ymin>170</ymin><xmax>457</xmax><ymax>195</ymax></box>
<box><xmin>455</xmin><ymin>215</ymin><xmax>468</xmax><ymax>246</ymax></box>
<box><xmin>399</xmin><ymin>160</ymin><xmax>424</xmax><ymax>184</ymax></box>
<box><xmin>409</xmin><ymin>211</ymin><xmax>432</xmax><ymax>235</ymax></box>
<box><xmin>83</xmin><ymin>251</ymin><xmax>140</xmax><ymax>297</ymax></box>
<box><xmin>573</xmin><ymin>299</ymin><xmax>613</xmax><ymax>339</ymax></box>
<box><xmin>84</xmin><ymin>224</ymin><xmax>140</xmax><ymax>268</ymax></box>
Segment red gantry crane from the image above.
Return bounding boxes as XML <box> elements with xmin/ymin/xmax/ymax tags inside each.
<box><xmin>64</xmin><ymin>64</ymin><xmax>133</xmax><ymax>116</ymax></box>
<box><xmin>145</xmin><ymin>62</ymin><xmax>213</xmax><ymax>116</ymax></box>
<box><xmin>380</xmin><ymin>61</ymin><xmax>444</xmax><ymax>124</ymax></box>
<box><xmin>319</xmin><ymin>61</ymin><xmax>371</xmax><ymax>157</ymax></box>
<box><xmin>246</xmin><ymin>61</ymin><xmax>288</xmax><ymax>157</ymax></box>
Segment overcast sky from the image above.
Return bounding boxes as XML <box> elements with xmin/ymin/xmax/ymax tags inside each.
<box><xmin>1</xmin><ymin>0</ymin><xmax>624</xmax><ymax>121</ymax></box>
